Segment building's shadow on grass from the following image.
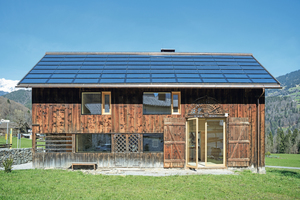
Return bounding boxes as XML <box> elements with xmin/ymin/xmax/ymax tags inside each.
<box><xmin>268</xmin><ymin>168</ymin><xmax>300</xmax><ymax>179</ymax></box>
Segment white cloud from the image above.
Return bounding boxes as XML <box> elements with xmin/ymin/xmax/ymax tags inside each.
<box><xmin>0</xmin><ymin>78</ymin><xmax>22</xmax><ymax>93</ymax></box>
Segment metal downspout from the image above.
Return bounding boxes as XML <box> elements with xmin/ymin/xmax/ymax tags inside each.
<box><xmin>257</xmin><ymin>88</ymin><xmax>265</xmax><ymax>173</ymax></box>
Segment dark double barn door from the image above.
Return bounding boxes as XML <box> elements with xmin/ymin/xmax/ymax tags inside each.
<box><xmin>163</xmin><ymin>118</ymin><xmax>186</xmax><ymax>168</ymax></box>
<box><xmin>228</xmin><ymin>117</ymin><xmax>250</xmax><ymax>167</ymax></box>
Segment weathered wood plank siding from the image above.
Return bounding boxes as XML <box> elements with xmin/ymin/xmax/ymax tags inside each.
<box><xmin>32</xmin><ymin>88</ymin><xmax>265</xmax><ymax>168</ymax></box>
<box><xmin>33</xmin><ymin>152</ymin><xmax>163</xmax><ymax>168</ymax></box>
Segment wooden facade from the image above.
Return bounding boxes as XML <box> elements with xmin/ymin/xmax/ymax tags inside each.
<box><xmin>31</xmin><ymin>87</ymin><xmax>265</xmax><ymax>170</ymax></box>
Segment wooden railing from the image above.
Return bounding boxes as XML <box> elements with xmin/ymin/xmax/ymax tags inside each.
<box><xmin>34</xmin><ymin>133</ymin><xmax>72</xmax><ymax>153</ymax></box>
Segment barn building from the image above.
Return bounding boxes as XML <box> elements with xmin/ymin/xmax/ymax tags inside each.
<box><xmin>17</xmin><ymin>51</ymin><xmax>281</xmax><ymax>173</ymax></box>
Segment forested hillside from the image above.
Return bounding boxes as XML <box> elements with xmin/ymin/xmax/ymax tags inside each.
<box><xmin>0</xmin><ymin>96</ymin><xmax>31</xmax><ymax>132</ymax></box>
<box><xmin>3</xmin><ymin>89</ymin><xmax>32</xmax><ymax>109</ymax></box>
<box><xmin>0</xmin><ymin>91</ymin><xmax>8</xmax><ymax>96</ymax></box>
<box><xmin>266</xmin><ymin>69</ymin><xmax>300</xmax><ymax>102</ymax></box>
<box><xmin>265</xmin><ymin>69</ymin><xmax>300</xmax><ymax>154</ymax></box>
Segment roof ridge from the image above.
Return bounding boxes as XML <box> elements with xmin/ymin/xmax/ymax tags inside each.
<box><xmin>45</xmin><ymin>52</ymin><xmax>253</xmax><ymax>56</ymax></box>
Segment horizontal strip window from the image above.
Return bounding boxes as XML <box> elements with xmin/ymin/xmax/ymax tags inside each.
<box><xmin>76</xmin><ymin>134</ymin><xmax>111</xmax><ymax>153</ymax></box>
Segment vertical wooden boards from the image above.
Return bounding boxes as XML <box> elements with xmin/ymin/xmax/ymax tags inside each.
<box><xmin>32</xmin><ymin>152</ymin><xmax>163</xmax><ymax>168</ymax></box>
<box><xmin>228</xmin><ymin>117</ymin><xmax>250</xmax><ymax>167</ymax></box>
<box><xmin>163</xmin><ymin>118</ymin><xmax>186</xmax><ymax>168</ymax></box>
<box><xmin>31</xmin><ymin>88</ymin><xmax>265</xmax><ymax>169</ymax></box>
<box><xmin>260</xmin><ymin>100</ymin><xmax>265</xmax><ymax>167</ymax></box>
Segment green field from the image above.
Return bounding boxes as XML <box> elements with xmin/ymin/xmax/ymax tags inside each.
<box><xmin>0</xmin><ymin>136</ymin><xmax>44</xmax><ymax>148</ymax></box>
<box><xmin>0</xmin><ymin>168</ymin><xmax>299</xmax><ymax>199</ymax></box>
<box><xmin>265</xmin><ymin>154</ymin><xmax>300</xmax><ymax>168</ymax></box>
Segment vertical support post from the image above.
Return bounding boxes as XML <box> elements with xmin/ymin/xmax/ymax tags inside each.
<box><xmin>32</xmin><ymin>131</ymin><xmax>36</xmax><ymax>153</ymax></box>
<box><xmin>9</xmin><ymin>128</ymin><xmax>12</xmax><ymax>149</ymax></box>
<box><xmin>72</xmin><ymin>134</ymin><xmax>75</xmax><ymax>153</ymax></box>
<box><xmin>6</xmin><ymin>122</ymin><xmax>8</xmax><ymax>144</ymax></box>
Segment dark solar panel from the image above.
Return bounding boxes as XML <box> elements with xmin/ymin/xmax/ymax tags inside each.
<box><xmin>152</xmin><ymin>74</ymin><xmax>175</xmax><ymax>78</ymax></box>
<box><xmin>19</xmin><ymin>54</ymin><xmax>279</xmax><ymax>85</ymax></box>
<box><xmin>126</xmin><ymin>79</ymin><xmax>151</xmax><ymax>83</ymax></box>
<box><xmin>127</xmin><ymin>74</ymin><xmax>150</xmax><ymax>78</ymax></box>
<box><xmin>48</xmin><ymin>79</ymin><xmax>73</xmax><ymax>83</ymax></box>
<box><xmin>202</xmin><ymin>79</ymin><xmax>227</xmax><ymax>83</ymax></box>
<box><xmin>152</xmin><ymin>79</ymin><xmax>176</xmax><ymax>83</ymax></box>
<box><xmin>76</xmin><ymin>74</ymin><xmax>101</xmax><ymax>78</ymax></box>
<box><xmin>73</xmin><ymin>79</ymin><xmax>99</xmax><ymax>83</ymax></box>
<box><xmin>176</xmin><ymin>74</ymin><xmax>199</xmax><ymax>78</ymax></box>
<box><xmin>177</xmin><ymin>79</ymin><xmax>202</xmax><ymax>82</ymax></box>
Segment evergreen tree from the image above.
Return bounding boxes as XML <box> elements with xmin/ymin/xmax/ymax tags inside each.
<box><xmin>277</xmin><ymin>128</ymin><xmax>285</xmax><ymax>153</ymax></box>
<box><xmin>284</xmin><ymin>129</ymin><xmax>292</xmax><ymax>154</ymax></box>
<box><xmin>265</xmin><ymin>131</ymin><xmax>274</xmax><ymax>153</ymax></box>
<box><xmin>269</xmin><ymin>131</ymin><xmax>273</xmax><ymax>147</ymax></box>
<box><xmin>291</xmin><ymin>128</ymin><xmax>298</xmax><ymax>146</ymax></box>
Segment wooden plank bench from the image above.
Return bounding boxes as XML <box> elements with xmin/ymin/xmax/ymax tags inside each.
<box><xmin>71</xmin><ymin>162</ymin><xmax>97</xmax><ymax>170</ymax></box>
<box><xmin>0</xmin><ymin>143</ymin><xmax>12</xmax><ymax>148</ymax></box>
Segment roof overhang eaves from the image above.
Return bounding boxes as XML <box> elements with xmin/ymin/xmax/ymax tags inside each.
<box><xmin>45</xmin><ymin>52</ymin><xmax>254</xmax><ymax>56</ymax></box>
<box><xmin>16</xmin><ymin>83</ymin><xmax>282</xmax><ymax>89</ymax></box>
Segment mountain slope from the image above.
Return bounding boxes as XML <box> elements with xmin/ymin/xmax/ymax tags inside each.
<box><xmin>266</xmin><ymin>69</ymin><xmax>300</xmax><ymax>102</ymax></box>
<box><xmin>0</xmin><ymin>96</ymin><xmax>32</xmax><ymax>132</ymax></box>
<box><xmin>265</xmin><ymin>69</ymin><xmax>300</xmax><ymax>135</ymax></box>
<box><xmin>3</xmin><ymin>90</ymin><xmax>32</xmax><ymax>109</ymax></box>
<box><xmin>0</xmin><ymin>91</ymin><xmax>8</xmax><ymax>96</ymax></box>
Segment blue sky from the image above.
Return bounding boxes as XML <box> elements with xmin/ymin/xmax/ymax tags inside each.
<box><xmin>0</xmin><ymin>0</ymin><xmax>299</xmax><ymax>80</ymax></box>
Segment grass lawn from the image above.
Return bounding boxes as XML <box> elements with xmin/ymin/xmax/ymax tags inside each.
<box><xmin>0</xmin><ymin>168</ymin><xmax>300</xmax><ymax>199</ymax></box>
<box><xmin>0</xmin><ymin>136</ymin><xmax>44</xmax><ymax>148</ymax></box>
<box><xmin>265</xmin><ymin>154</ymin><xmax>300</xmax><ymax>168</ymax></box>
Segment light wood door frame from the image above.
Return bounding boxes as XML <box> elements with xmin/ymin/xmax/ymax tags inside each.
<box><xmin>205</xmin><ymin>118</ymin><xmax>226</xmax><ymax>167</ymax></box>
<box><xmin>186</xmin><ymin>118</ymin><xmax>198</xmax><ymax>169</ymax></box>
<box><xmin>186</xmin><ymin>117</ymin><xmax>226</xmax><ymax>168</ymax></box>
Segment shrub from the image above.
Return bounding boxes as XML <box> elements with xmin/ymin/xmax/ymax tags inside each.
<box><xmin>2</xmin><ymin>157</ymin><xmax>13</xmax><ymax>173</ymax></box>
<box><xmin>265</xmin><ymin>151</ymin><xmax>271</xmax><ymax>157</ymax></box>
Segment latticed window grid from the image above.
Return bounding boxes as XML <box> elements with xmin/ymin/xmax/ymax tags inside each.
<box><xmin>129</xmin><ymin>134</ymin><xmax>139</xmax><ymax>152</ymax></box>
<box><xmin>114</xmin><ymin>134</ymin><xmax>127</xmax><ymax>152</ymax></box>
<box><xmin>114</xmin><ymin>134</ymin><xmax>141</xmax><ymax>153</ymax></box>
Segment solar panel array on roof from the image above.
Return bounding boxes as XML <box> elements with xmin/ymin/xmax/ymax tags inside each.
<box><xmin>19</xmin><ymin>54</ymin><xmax>278</xmax><ymax>85</ymax></box>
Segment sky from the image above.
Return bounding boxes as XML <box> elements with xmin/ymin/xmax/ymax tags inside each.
<box><xmin>0</xmin><ymin>0</ymin><xmax>299</xmax><ymax>80</ymax></box>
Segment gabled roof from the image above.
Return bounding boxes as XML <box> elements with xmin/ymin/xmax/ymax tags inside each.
<box><xmin>17</xmin><ymin>52</ymin><xmax>281</xmax><ymax>89</ymax></box>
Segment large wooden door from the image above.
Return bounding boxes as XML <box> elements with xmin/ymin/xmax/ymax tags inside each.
<box><xmin>228</xmin><ymin>117</ymin><xmax>250</xmax><ymax>167</ymax></box>
<box><xmin>163</xmin><ymin>118</ymin><xmax>186</xmax><ymax>168</ymax></box>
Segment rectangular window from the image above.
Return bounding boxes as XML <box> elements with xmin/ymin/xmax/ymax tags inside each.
<box><xmin>102</xmin><ymin>91</ymin><xmax>111</xmax><ymax>115</ymax></box>
<box><xmin>172</xmin><ymin>91</ymin><xmax>181</xmax><ymax>114</ymax></box>
<box><xmin>82</xmin><ymin>92</ymin><xmax>102</xmax><ymax>115</ymax></box>
<box><xmin>76</xmin><ymin>134</ymin><xmax>111</xmax><ymax>152</ymax></box>
<box><xmin>81</xmin><ymin>91</ymin><xmax>111</xmax><ymax>115</ymax></box>
<box><xmin>114</xmin><ymin>134</ymin><xmax>140</xmax><ymax>153</ymax></box>
<box><xmin>143</xmin><ymin>134</ymin><xmax>164</xmax><ymax>152</ymax></box>
<box><xmin>143</xmin><ymin>92</ymin><xmax>171</xmax><ymax>114</ymax></box>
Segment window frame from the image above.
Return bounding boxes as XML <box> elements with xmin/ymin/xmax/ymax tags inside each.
<box><xmin>81</xmin><ymin>91</ymin><xmax>111</xmax><ymax>115</ymax></box>
<box><xmin>143</xmin><ymin>133</ymin><xmax>164</xmax><ymax>152</ymax></box>
<box><xmin>171</xmin><ymin>91</ymin><xmax>181</xmax><ymax>115</ymax></box>
<box><xmin>75</xmin><ymin>133</ymin><xmax>112</xmax><ymax>153</ymax></box>
<box><xmin>143</xmin><ymin>92</ymin><xmax>172</xmax><ymax>115</ymax></box>
<box><xmin>102</xmin><ymin>91</ymin><xmax>111</xmax><ymax>115</ymax></box>
<box><xmin>81</xmin><ymin>92</ymin><xmax>102</xmax><ymax>115</ymax></box>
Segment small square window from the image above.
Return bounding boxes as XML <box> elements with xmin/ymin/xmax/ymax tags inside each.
<box><xmin>82</xmin><ymin>92</ymin><xmax>101</xmax><ymax>115</ymax></box>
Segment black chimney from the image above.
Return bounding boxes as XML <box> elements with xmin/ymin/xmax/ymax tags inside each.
<box><xmin>161</xmin><ymin>48</ymin><xmax>175</xmax><ymax>52</ymax></box>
